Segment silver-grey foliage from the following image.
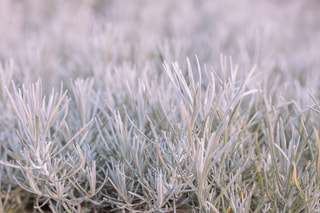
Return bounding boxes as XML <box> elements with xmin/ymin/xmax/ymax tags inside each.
<box><xmin>0</xmin><ymin>0</ymin><xmax>320</xmax><ymax>212</ymax></box>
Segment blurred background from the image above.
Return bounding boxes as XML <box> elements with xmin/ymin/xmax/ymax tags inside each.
<box><xmin>0</xmin><ymin>0</ymin><xmax>319</xmax><ymax>105</ymax></box>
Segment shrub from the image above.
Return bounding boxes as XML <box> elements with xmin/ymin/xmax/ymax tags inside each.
<box><xmin>1</xmin><ymin>0</ymin><xmax>320</xmax><ymax>212</ymax></box>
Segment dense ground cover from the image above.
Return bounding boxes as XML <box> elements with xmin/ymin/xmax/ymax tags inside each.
<box><xmin>0</xmin><ymin>0</ymin><xmax>320</xmax><ymax>212</ymax></box>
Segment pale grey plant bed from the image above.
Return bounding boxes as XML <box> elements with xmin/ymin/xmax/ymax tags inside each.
<box><xmin>1</xmin><ymin>57</ymin><xmax>320</xmax><ymax>212</ymax></box>
<box><xmin>0</xmin><ymin>0</ymin><xmax>320</xmax><ymax>212</ymax></box>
